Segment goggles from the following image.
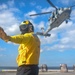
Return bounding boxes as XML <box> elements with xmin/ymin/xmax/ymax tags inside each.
<box><xmin>19</xmin><ymin>25</ymin><xmax>28</xmax><ymax>31</ymax></box>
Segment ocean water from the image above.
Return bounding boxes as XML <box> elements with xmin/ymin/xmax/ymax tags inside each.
<box><xmin>0</xmin><ymin>66</ymin><xmax>73</xmax><ymax>71</ymax></box>
<box><xmin>0</xmin><ymin>67</ymin><xmax>17</xmax><ymax>71</ymax></box>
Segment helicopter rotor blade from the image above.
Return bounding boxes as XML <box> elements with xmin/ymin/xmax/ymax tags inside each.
<box><xmin>47</xmin><ymin>0</ymin><xmax>57</xmax><ymax>9</ymax></box>
<box><xmin>70</xmin><ymin>5</ymin><xmax>75</xmax><ymax>8</ymax></box>
<box><xmin>29</xmin><ymin>11</ymin><xmax>52</xmax><ymax>16</ymax></box>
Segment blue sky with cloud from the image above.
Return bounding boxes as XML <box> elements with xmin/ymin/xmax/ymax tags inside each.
<box><xmin>0</xmin><ymin>0</ymin><xmax>75</xmax><ymax>67</ymax></box>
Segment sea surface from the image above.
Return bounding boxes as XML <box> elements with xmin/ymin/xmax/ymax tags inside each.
<box><xmin>0</xmin><ymin>66</ymin><xmax>73</xmax><ymax>71</ymax></box>
<box><xmin>0</xmin><ymin>66</ymin><xmax>17</xmax><ymax>71</ymax></box>
<box><xmin>0</xmin><ymin>66</ymin><xmax>75</xmax><ymax>75</ymax></box>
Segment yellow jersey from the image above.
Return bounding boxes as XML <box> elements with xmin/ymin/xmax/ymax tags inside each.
<box><xmin>9</xmin><ymin>32</ymin><xmax>40</xmax><ymax>66</ymax></box>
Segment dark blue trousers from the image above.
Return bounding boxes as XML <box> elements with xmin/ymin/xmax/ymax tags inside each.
<box><xmin>16</xmin><ymin>65</ymin><xmax>39</xmax><ymax>75</ymax></box>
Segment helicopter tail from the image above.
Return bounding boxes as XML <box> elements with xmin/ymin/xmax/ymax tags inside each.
<box><xmin>36</xmin><ymin>32</ymin><xmax>51</xmax><ymax>37</ymax></box>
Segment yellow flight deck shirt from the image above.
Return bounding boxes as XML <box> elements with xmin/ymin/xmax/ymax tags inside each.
<box><xmin>9</xmin><ymin>32</ymin><xmax>40</xmax><ymax>66</ymax></box>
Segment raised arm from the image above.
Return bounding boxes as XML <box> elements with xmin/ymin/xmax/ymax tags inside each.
<box><xmin>0</xmin><ymin>27</ymin><xmax>10</xmax><ymax>42</ymax></box>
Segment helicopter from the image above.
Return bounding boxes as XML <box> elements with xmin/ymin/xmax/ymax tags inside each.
<box><xmin>30</xmin><ymin>0</ymin><xmax>75</xmax><ymax>37</ymax></box>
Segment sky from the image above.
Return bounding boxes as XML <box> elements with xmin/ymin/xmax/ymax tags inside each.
<box><xmin>0</xmin><ymin>0</ymin><xmax>75</xmax><ymax>67</ymax></box>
